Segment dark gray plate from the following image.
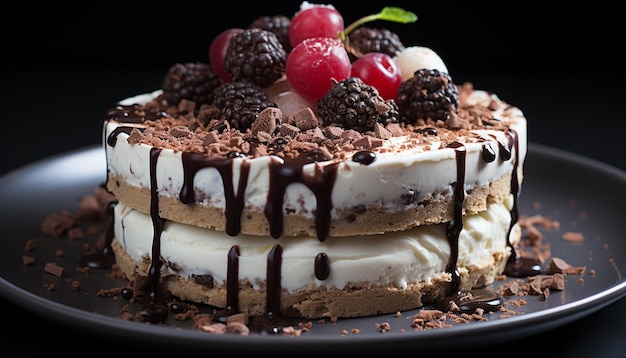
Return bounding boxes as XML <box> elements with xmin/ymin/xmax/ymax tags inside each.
<box><xmin>1</xmin><ymin>143</ymin><xmax>625</xmax><ymax>353</ymax></box>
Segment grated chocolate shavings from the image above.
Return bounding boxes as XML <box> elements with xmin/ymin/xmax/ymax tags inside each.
<box><xmin>546</xmin><ymin>257</ymin><xmax>586</xmax><ymax>275</ymax></box>
<box><xmin>67</xmin><ymin>227</ymin><xmax>84</xmax><ymax>241</ymax></box>
<box><xmin>77</xmin><ymin>195</ymin><xmax>102</xmax><ymax>221</ymax></box>
<box><xmin>96</xmin><ymin>286</ymin><xmax>124</xmax><ymax>297</ymax></box>
<box><xmin>22</xmin><ymin>255</ymin><xmax>35</xmax><ymax>266</ymax></box>
<box><xmin>562</xmin><ymin>231</ymin><xmax>585</xmax><ymax>243</ymax></box>
<box><xmin>24</xmin><ymin>238</ymin><xmax>37</xmax><ymax>252</ymax></box>
<box><xmin>41</xmin><ymin>211</ymin><xmax>77</xmax><ymax>237</ymax></box>
<box><xmin>43</xmin><ymin>262</ymin><xmax>64</xmax><ymax>277</ymax></box>
<box><xmin>116</xmin><ymin>83</ymin><xmax>515</xmax><ymax>164</ymax></box>
<box><xmin>518</xmin><ymin>214</ymin><xmax>560</xmax><ymax>245</ymax></box>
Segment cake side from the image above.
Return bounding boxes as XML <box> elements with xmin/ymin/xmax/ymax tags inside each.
<box><xmin>111</xmin><ymin>198</ymin><xmax>520</xmax><ymax>318</ymax></box>
<box><xmin>106</xmin><ymin>170</ymin><xmax>513</xmax><ymax>237</ymax></box>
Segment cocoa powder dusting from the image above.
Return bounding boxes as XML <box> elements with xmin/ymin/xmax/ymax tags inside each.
<box><xmin>111</xmin><ymin>86</ymin><xmax>511</xmax><ymax>162</ymax></box>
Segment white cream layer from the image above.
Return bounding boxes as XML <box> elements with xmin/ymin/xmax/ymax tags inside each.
<box><xmin>106</xmin><ymin>89</ymin><xmax>526</xmax><ymax>222</ymax></box>
<box><xmin>114</xmin><ymin>195</ymin><xmax>516</xmax><ymax>292</ymax></box>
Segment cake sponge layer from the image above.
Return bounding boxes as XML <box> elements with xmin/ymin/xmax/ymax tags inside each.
<box><xmin>112</xmin><ymin>197</ymin><xmax>520</xmax><ymax>318</ymax></box>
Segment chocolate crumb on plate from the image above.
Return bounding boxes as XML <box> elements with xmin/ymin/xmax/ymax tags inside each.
<box><xmin>43</xmin><ymin>262</ymin><xmax>64</xmax><ymax>277</ymax></box>
<box><xmin>24</xmin><ymin>238</ymin><xmax>37</xmax><ymax>252</ymax></box>
<box><xmin>22</xmin><ymin>256</ymin><xmax>35</xmax><ymax>266</ymax></box>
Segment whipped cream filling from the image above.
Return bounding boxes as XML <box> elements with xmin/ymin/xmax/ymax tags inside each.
<box><xmin>114</xmin><ymin>195</ymin><xmax>516</xmax><ymax>292</ymax></box>
<box><xmin>106</xmin><ymin>90</ymin><xmax>526</xmax><ymax>221</ymax></box>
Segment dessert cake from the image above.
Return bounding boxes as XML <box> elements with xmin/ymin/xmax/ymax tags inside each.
<box><xmin>101</xmin><ymin>3</ymin><xmax>527</xmax><ymax>325</ymax></box>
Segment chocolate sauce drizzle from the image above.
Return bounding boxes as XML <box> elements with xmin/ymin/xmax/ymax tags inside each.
<box><xmin>437</xmin><ymin>130</ymin><xmax>540</xmax><ymax>312</ymax></box>
<box><xmin>123</xmin><ymin>147</ymin><xmax>171</xmax><ymax>324</ymax></box>
<box><xmin>265</xmin><ymin>244</ymin><xmax>283</xmax><ymax>318</ymax></box>
<box><xmin>503</xmin><ymin>131</ymin><xmax>542</xmax><ymax>277</ymax></box>
<box><xmin>146</xmin><ymin>148</ymin><xmax>166</xmax><ymax>301</ymax></box>
<box><xmin>314</xmin><ymin>253</ymin><xmax>330</xmax><ymax>280</ymax></box>
<box><xmin>435</xmin><ymin>140</ymin><xmax>498</xmax><ymax>312</ymax></box>
<box><xmin>103</xmin><ymin>104</ymin><xmax>168</xmax><ymax>124</ymax></box>
<box><xmin>226</xmin><ymin>245</ymin><xmax>240</xmax><ymax>315</ymax></box>
<box><xmin>444</xmin><ymin>142</ymin><xmax>466</xmax><ymax>294</ymax></box>
<box><xmin>265</xmin><ymin>152</ymin><xmax>338</xmax><ymax>241</ymax></box>
<box><xmin>352</xmin><ymin>150</ymin><xmax>376</xmax><ymax>165</ymax></box>
<box><xmin>179</xmin><ymin>152</ymin><xmax>250</xmax><ymax>236</ymax></box>
<box><xmin>95</xmin><ymin>107</ymin><xmax>540</xmax><ymax>326</ymax></box>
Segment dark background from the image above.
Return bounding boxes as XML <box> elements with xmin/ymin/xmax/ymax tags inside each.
<box><xmin>2</xmin><ymin>1</ymin><xmax>625</xmax><ymax>172</ymax></box>
<box><xmin>1</xmin><ymin>1</ymin><xmax>625</xmax><ymax>356</ymax></box>
<box><xmin>4</xmin><ymin>1</ymin><xmax>622</xmax><ymax>73</ymax></box>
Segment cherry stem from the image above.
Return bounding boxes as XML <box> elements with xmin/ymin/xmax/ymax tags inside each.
<box><xmin>339</xmin><ymin>7</ymin><xmax>418</xmax><ymax>41</ymax></box>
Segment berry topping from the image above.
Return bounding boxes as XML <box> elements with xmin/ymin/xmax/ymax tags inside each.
<box><xmin>288</xmin><ymin>2</ymin><xmax>344</xmax><ymax>48</ymax></box>
<box><xmin>285</xmin><ymin>5</ymin><xmax>417</xmax><ymax>101</ymax></box>
<box><xmin>396</xmin><ymin>68</ymin><xmax>459</xmax><ymax>124</ymax></box>
<box><xmin>285</xmin><ymin>36</ymin><xmax>352</xmax><ymax>101</ymax></box>
<box><xmin>346</xmin><ymin>27</ymin><xmax>405</xmax><ymax>58</ymax></box>
<box><xmin>224</xmin><ymin>28</ymin><xmax>287</xmax><ymax>88</ymax></box>
<box><xmin>209</xmin><ymin>28</ymin><xmax>244</xmax><ymax>83</ymax></box>
<box><xmin>317</xmin><ymin>77</ymin><xmax>399</xmax><ymax>132</ymax></box>
<box><xmin>213</xmin><ymin>80</ymin><xmax>278</xmax><ymax>131</ymax></box>
<box><xmin>394</xmin><ymin>46</ymin><xmax>449</xmax><ymax>81</ymax></box>
<box><xmin>249</xmin><ymin>15</ymin><xmax>293</xmax><ymax>53</ymax></box>
<box><xmin>161</xmin><ymin>62</ymin><xmax>223</xmax><ymax>107</ymax></box>
<box><xmin>351</xmin><ymin>52</ymin><xmax>403</xmax><ymax>101</ymax></box>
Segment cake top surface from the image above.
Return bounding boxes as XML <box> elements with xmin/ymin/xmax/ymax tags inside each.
<box><xmin>108</xmin><ymin>81</ymin><xmax>522</xmax><ymax>164</ymax></box>
<box><xmin>104</xmin><ymin>2</ymin><xmax>524</xmax><ymax>165</ymax></box>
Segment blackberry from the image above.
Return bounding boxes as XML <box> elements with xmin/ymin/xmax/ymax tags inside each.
<box><xmin>317</xmin><ymin>77</ymin><xmax>399</xmax><ymax>132</ymax></box>
<box><xmin>161</xmin><ymin>62</ymin><xmax>222</xmax><ymax>106</ymax></box>
<box><xmin>347</xmin><ymin>27</ymin><xmax>405</xmax><ymax>58</ymax></box>
<box><xmin>224</xmin><ymin>28</ymin><xmax>287</xmax><ymax>88</ymax></box>
<box><xmin>249</xmin><ymin>15</ymin><xmax>292</xmax><ymax>53</ymax></box>
<box><xmin>213</xmin><ymin>80</ymin><xmax>277</xmax><ymax>131</ymax></box>
<box><xmin>396</xmin><ymin>68</ymin><xmax>459</xmax><ymax>124</ymax></box>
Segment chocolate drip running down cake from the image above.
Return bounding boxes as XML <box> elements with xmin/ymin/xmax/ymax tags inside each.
<box><xmin>92</xmin><ymin>2</ymin><xmax>534</xmax><ymax>330</ymax></box>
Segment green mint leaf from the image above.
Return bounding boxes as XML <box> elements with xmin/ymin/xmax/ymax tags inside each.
<box><xmin>341</xmin><ymin>7</ymin><xmax>418</xmax><ymax>40</ymax></box>
<box><xmin>378</xmin><ymin>7</ymin><xmax>418</xmax><ymax>24</ymax></box>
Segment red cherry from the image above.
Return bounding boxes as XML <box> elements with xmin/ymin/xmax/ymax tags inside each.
<box><xmin>351</xmin><ymin>52</ymin><xmax>403</xmax><ymax>101</ymax></box>
<box><xmin>286</xmin><ymin>37</ymin><xmax>352</xmax><ymax>101</ymax></box>
<box><xmin>209</xmin><ymin>28</ymin><xmax>243</xmax><ymax>82</ymax></box>
<box><xmin>289</xmin><ymin>5</ymin><xmax>344</xmax><ymax>48</ymax></box>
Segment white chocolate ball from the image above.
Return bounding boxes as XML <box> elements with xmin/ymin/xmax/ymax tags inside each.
<box><xmin>394</xmin><ymin>46</ymin><xmax>449</xmax><ymax>80</ymax></box>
